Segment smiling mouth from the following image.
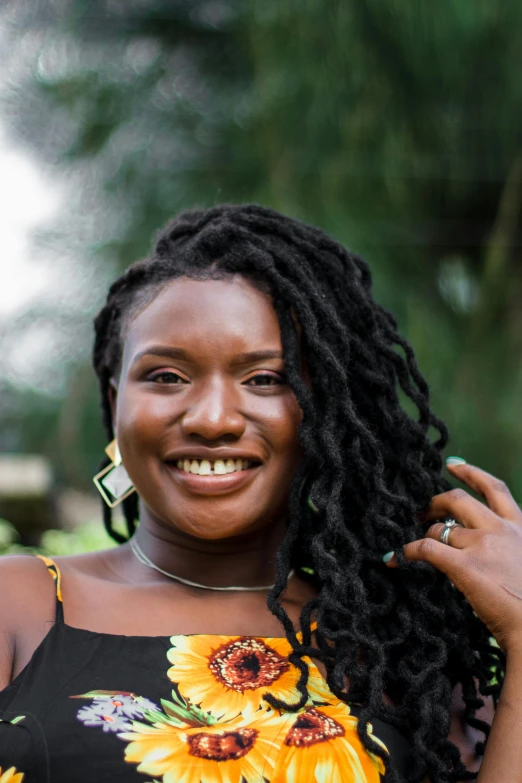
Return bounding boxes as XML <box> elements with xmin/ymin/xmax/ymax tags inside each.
<box><xmin>170</xmin><ymin>458</ymin><xmax>260</xmax><ymax>477</ymax></box>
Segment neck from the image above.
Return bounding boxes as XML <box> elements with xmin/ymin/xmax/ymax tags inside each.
<box><xmin>128</xmin><ymin>511</ymin><xmax>289</xmax><ymax>589</ymax></box>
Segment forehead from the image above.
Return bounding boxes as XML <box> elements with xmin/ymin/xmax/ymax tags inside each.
<box><xmin>122</xmin><ymin>276</ymin><xmax>282</xmax><ymax>361</ymax></box>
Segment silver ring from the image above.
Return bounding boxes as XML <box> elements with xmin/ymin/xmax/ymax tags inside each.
<box><xmin>440</xmin><ymin>518</ymin><xmax>462</xmax><ymax>546</ymax></box>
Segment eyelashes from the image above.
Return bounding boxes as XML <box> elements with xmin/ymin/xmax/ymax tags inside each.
<box><xmin>148</xmin><ymin>371</ymin><xmax>188</xmax><ymax>384</ymax></box>
<box><xmin>245</xmin><ymin>373</ymin><xmax>285</xmax><ymax>387</ymax></box>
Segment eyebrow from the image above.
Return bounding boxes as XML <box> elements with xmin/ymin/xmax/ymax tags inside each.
<box><xmin>131</xmin><ymin>345</ymin><xmax>284</xmax><ymax>366</ymax></box>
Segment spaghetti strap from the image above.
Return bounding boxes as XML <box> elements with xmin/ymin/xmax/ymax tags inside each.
<box><xmin>36</xmin><ymin>554</ymin><xmax>64</xmax><ymax>624</ymax></box>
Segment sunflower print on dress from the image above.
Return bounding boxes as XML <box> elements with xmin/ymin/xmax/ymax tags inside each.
<box><xmin>72</xmin><ymin>633</ymin><xmax>389</xmax><ymax>782</ymax></box>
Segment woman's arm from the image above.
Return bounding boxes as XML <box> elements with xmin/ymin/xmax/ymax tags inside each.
<box><xmin>476</xmin><ymin>647</ymin><xmax>522</xmax><ymax>781</ymax></box>
<box><xmin>385</xmin><ymin>460</ymin><xmax>522</xmax><ymax>782</ymax></box>
<box><xmin>0</xmin><ymin>631</ymin><xmax>13</xmax><ymax>691</ymax></box>
<box><xmin>0</xmin><ymin>561</ymin><xmax>18</xmax><ymax>689</ymax></box>
<box><xmin>0</xmin><ymin>555</ymin><xmax>55</xmax><ymax>690</ymax></box>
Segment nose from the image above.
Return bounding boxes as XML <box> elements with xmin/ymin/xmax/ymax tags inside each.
<box><xmin>180</xmin><ymin>377</ymin><xmax>246</xmax><ymax>440</ymax></box>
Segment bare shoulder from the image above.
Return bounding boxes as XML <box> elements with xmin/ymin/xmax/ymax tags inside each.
<box><xmin>0</xmin><ymin>554</ymin><xmax>59</xmax><ymax>688</ymax></box>
<box><xmin>0</xmin><ymin>549</ymin><xmax>123</xmax><ymax>689</ymax></box>
<box><xmin>0</xmin><ymin>549</ymin><xmax>117</xmax><ymax>590</ymax></box>
<box><xmin>0</xmin><ymin>554</ymin><xmax>57</xmax><ymax>630</ymax></box>
<box><xmin>0</xmin><ymin>552</ymin><xmax>119</xmax><ymax>632</ymax></box>
<box><xmin>51</xmin><ymin>547</ymin><xmax>125</xmax><ymax>580</ymax></box>
<box><xmin>0</xmin><ymin>553</ymin><xmax>53</xmax><ymax>596</ymax></box>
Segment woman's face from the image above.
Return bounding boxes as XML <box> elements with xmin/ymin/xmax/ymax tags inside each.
<box><xmin>112</xmin><ymin>275</ymin><xmax>303</xmax><ymax>540</ymax></box>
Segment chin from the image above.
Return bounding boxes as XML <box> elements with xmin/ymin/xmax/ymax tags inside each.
<box><xmin>146</xmin><ymin>501</ymin><xmax>259</xmax><ymax>540</ymax></box>
<box><xmin>177</xmin><ymin>518</ymin><xmax>264</xmax><ymax>541</ymax></box>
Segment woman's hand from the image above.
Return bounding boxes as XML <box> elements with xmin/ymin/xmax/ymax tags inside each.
<box><xmin>384</xmin><ymin>458</ymin><xmax>522</xmax><ymax>656</ymax></box>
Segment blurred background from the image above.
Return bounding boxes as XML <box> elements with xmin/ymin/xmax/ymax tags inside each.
<box><xmin>0</xmin><ymin>0</ymin><xmax>520</xmax><ymax>554</ymax></box>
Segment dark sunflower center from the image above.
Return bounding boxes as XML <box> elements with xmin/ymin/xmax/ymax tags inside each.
<box><xmin>187</xmin><ymin>728</ymin><xmax>258</xmax><ymax>760</ymax></box>
<box><xmin>285</xmin><ymin>708</ymin><xmax>345</xmax><ymax>747</ymax></box>
<box><xmin>208</xmin><ymin>638</ymin><xmax>289</xmax><ymax>692</ymax></box>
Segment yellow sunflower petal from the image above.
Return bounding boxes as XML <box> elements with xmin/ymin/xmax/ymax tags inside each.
<box><xmin>0</xmin><ymin>768</ymin><xmax>25</xmax><ymax>783</ymax></box>
<box><xmin>304</xmin><ymin>660</ymin><xmax>343</xmax><ymax>706</ymax></box>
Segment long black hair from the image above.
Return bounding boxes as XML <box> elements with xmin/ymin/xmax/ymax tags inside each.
<box><xmin>92</xmin><ymin>203</ymin><xmax>503</xmax><ymax>782</ymax></box>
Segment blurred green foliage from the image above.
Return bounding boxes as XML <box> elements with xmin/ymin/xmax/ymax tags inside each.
<box><xmin>0</xmin><ymin>0</ymin><xmax>520</xmax><ymax>554</ymax></box>
<box><xmin>0</xmin><ymin>517</ymin><xmax>116</xmax><ymax>556</ymax></box>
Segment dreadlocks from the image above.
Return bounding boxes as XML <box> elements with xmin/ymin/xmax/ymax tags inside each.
<box><xmin>92</xmin><ymin>203</ymin><xmax>504</xmax><ymax>782</ymax></box>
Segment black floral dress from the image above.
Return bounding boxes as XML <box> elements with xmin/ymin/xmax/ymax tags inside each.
<box><xmin>0</xmin><ymin>556</ymin><xmax>412</xmax><ymax>782</ymax></box>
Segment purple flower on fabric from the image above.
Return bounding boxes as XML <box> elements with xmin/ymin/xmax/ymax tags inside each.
<box><xmin>91</xmin><ymin>693</ymin><xmax>158</xmax><ymax>719</ymax></box>
<box><xmin>76</xmin><ymin>703</ymin><xmax>133</xmax><ymax>733</ymax></box>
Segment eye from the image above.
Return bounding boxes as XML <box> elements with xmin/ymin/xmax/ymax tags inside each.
<box><xmin>148</xmin><ymin>370</ymin><xmax>188</xmax><ymax>385</ymax></box>
<box><xmin>244</xmin><ymin>373</ymin><xmax>284</xmax><ymax>387</ymax></box>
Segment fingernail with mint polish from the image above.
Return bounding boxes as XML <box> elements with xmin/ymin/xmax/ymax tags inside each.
<box><xmin>382</xmin><ymin>552</ymin><xmax>394</xmax><ymax>564</ymax></box>
<box><xmin>445</xmin><ymin>456</ymin><xmax>467</xmax><ymax>466</ymax></box>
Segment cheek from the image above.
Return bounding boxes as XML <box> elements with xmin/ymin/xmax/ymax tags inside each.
<box><xmin>115</xmin><ymin>389</ymin><xmax>172</xmax><ymax>451</ymax></box>
<box><xmin>266</xmin><ymin>396</ymin><xmax>303</xmax><ymax>459</ymax></box>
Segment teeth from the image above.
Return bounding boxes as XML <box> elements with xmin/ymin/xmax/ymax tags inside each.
<box><xmin>175</xmin><ymin>458</ymin><xmax>254</xmax><ymax>476</ymax></box>
<box><xmin>198</xmin><ymin>460</ymin><xmax>211</xmax><ymax>476</ymax></box>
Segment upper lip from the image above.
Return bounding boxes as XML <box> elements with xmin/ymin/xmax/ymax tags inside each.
<box><xmin>164</xmin><ymin>448</ymin><xmax>264</xmax><ymax>463</ymax></box>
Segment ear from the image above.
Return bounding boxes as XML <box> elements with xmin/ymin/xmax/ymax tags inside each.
<box><xmin>108</xmin><ymin>379</ymin><xmax>118</xmax><ymax>429</ymax></box>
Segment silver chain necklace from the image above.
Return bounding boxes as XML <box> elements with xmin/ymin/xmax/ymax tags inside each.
<box><xmin>129</xmin><ymin>536</ymin><xmax>293</xmax><ymax>592</ymax></box>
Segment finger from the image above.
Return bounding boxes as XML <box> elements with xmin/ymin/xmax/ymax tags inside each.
<box><xmin>424</xmin><ymin>521</ymin><xmax>473</xmax><ymax>550</ymax></box>
<box><xmin>445</xmin><ymin>459</ymin><xmax>521</xmax><ymax>521</ymax></box>
<box><xmin>383</xmin><ymin>537</ymin><xmax>464</xmax><ymax>577</ymax></box>
<box><xmin>425</xmin><ymin>488</ymin><xmax>499</xmax><ymax>530</ymax></box>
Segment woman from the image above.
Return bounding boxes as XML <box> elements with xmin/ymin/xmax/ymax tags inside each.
<box><xmin>0</xmin><ymin>203</ymin><xmax>520</xmax><ymax>783</ymax></box>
